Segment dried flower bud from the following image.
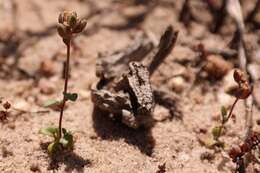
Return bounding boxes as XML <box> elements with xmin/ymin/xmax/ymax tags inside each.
<box><xmin>73</xmin><ymin>19</ymin><xmax>87</xmax><ymax>33</ymax></box>
<box><xmin>235</xmin><ymin>82</ymin><xmax>251</xmax><ymax>99</ymax></box>
<box><xmin>57</xmin><ymin>11</ymin><xmax>86</xmax><ymax>45</ymax></box>
<box><xmin>239</xmin><ymin>143</ymin><xmax>250</xmax><ymax>153</ymax></box>
<box><xmin>233</xmin><ymin>69</ymin><xmax>246</xmax><ymax>84</ymax></box>
<box><xmin>3</xmin><ymin>101</ymin><xmax>11</xmax><ymax>110</ymax></box>
<box><xmin>233</xmin><ymin>69</ymin><xmax>251</xmax><ymax>99</ymax></box>
<box><xmin>228</xmin><ymin>145</ymin><xmax>242</xmax><ymax>160</ymax></box>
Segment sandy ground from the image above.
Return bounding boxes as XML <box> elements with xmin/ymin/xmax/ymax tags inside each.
<box><xmin>0</xmin><ymin>0</ymin><xmax>260</xmax><ymax>172</ymax></box>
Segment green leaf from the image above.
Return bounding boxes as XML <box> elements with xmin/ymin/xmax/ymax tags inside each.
<box><xmin>48</xmin><ymin>142</ymin><xmax>59</xmax><ymax>154</ymax></box>
<box><xmin>221</xmin><ymin>106</ymin><xmax>227</xmax><ymax>116</ymax></box>
<box><xmin>212</xmin><ymin>126</ymin><xmax>222</xmax><ymax>140</ymax></box>
<box><xmin>39</xmin><ymin>127</ymin><xmax>58</xmax><ymax>137</ymax></box>
<box><xmin>64</xmin><ymin>93</ymin><xmax>78</xmax><ymax>102</ymax></box>
<box><xmin>43</xmin><ymin>99</ymin><xmax>63</xmax><ymax>109</ymax></box>
<box><xmin>198</xmin><ymin>135</ymin><xmax>218</xmax><ymax>149</ymax></box>
<box><xmin>221</xmin><ymin>106</ymin><xmax>227</xmax><ymax>122</ymax></box>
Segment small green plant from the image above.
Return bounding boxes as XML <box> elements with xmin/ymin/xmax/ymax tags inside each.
<box><xmin>40</xmin><ymin>11</ymin><xmax>86</xmax><ymax>154</ymax></box>
<box><xmin>211</xmin><ymin>69</ymin><xmax>251</xmax><ymax>145</ymax></box>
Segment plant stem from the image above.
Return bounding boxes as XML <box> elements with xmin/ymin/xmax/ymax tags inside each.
<box><xmin>58</xmin><ymin>39</ymin><xmax>71</xmax><ymax>139</ymax></box>
<box><xmin>218</xmin><ymin>98</ymin><xmax>239</xmax><ymax>139</ymax></box>
<box><xmin>226</xmin><ymin>98</ymin><xmax>239</xmax><ymax>122</ymax></box>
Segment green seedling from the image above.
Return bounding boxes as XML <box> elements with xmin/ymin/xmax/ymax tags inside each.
<box><xmin>40</xmin><ymin>127</ymin><xmax>73</xmax><ymax>153</ymax></box>
<box><xmin>40</xmin><ymin>11</ymin><xmax>86</xmax><ymax>154</ymax></box>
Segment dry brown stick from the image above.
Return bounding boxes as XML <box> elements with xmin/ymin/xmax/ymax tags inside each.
<box><xmin>238</xmin><ymin>39</ymin><xmax>254</xmax><ymax>140</ymax></box>
<box><xmin>147</xmin><ymin>26</ymin><xmax>178</xmax><ymax>76</ymax></box>
<box><xmin>227</xmin><ymin>1</ymin><xmax>255</xmax><ymax>169</ymax></box>
<box><xmin>206</xmin><ymin>47</ymin><xmax>237</xmax><ymax>58</ymax></box>
<box><xmin>96</xmin><ymin>33</ymin><xmax>153</xmax><ymax>81</ymax></box>
<box><xmin>226</xmin><ymin>0</ymin><xmax>253</xmax><ymax>139</ymax></box>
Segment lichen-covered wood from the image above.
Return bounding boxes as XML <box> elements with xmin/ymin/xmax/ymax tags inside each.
<box><xmin>91</xmin><ymin>25</ymin><xmax>180</xmax><ymax>128</ymax></box>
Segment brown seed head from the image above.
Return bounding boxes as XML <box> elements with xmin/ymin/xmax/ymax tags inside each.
<box><xmin>239</xmin><ymin>143</ymin><xmax>250</xmax><ymax>153</ymax></box>
<box><xmin>233</xmin><ymin>69</ymin><xmax>251</xmax><ymax>99</ymax></box>
<box><xmin>235</xmin><ymin>81</ymin><xmax>251</xmax><ymax>99</ymax></box>
<box><xmin>228</xmin><ymin>145</ymin><xmax>242</xmax><ymax>161</ymax></box>
<box><xmin>233</xmin><ymin>69</ymin><xmax>247</xmax><ymax>84</ymax></box>
<box><xmin>57</xmin><ymin>11</ymin><xmax>87</xmax><ymax>43</ymax></box>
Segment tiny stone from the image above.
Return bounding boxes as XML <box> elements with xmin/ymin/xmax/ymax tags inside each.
<box><xmin>168</xmin><ymin>76</ymin><xmax>186</xmax><ymax>93</ymax></box>
<box><xmin>204</xmin><ymin>55</ymin><xmax>233</xmax><ymax>79</ymax></box>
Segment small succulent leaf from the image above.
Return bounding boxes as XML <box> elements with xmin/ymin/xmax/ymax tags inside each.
<box><xmin>39</xmin><ymin>127</ymin><xmax>58</xmax><ymax>137</ymax></box>
<box><xmin>221</xmin><ymin>106</ymin><xmax>228</xmax><ymax>122</ymax></box>
<box><xmin>212</xmin><ymin>126</ymin><xmax>222</xmax><ymax>140</ymax></box>
<box><xmin>43</xmin><ymin>99</ymin><xmax>63</xmax><ymax>109</ymax></box>
<box><xmin>64</xmin><ymin>93</ymin><xmax>78</xmax><ymax>102</ymax></box>
<box><xmin>221</xmin><ymin>106</ymin><xmax>227</xmax><ymax>117</ymax></box>
<box><xmin>48</xmin><ymin>142</ymin><xmax>59</xmax><ymax>154</ymax></box>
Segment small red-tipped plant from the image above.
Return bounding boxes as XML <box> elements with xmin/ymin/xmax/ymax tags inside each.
<box><xmin>40</xmin><ymin>11</ymin><xmax>86</xmax><ymax>154</ymax></box>
<box><xmin>228</xmin><ymin>131</ymin><xmax>260</xmax><ymax>172</ymax></box>
<box><xmin>211</xmin><ymin>69</ymin><xmax>251</xmax><ymax>144</ymax></box>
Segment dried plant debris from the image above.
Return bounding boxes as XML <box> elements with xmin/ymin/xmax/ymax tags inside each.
<box><xmin>115</xmin><ymin>62</ymin><xmax>154</xmax><ymax>114</ymax></box>
<box><xmin>92</xmin><ymin>62</ymin><xmax>154</xmax><ymax>129</ymax></box>
<box><xmin>96</xmin><ymin>33</ymin><xmax>153</xmax><ymax>82</ymax></box>
<box><xmin>229</xmin><ymin>131</ymin><xmax>260</xmax><ymax>172</ymax></box>
<box><xmin>146</xmin><ymin>26</ymin><xmax>178</xmax><ymax>76</ymax></box>
<box><xmin>91</xmin><ymin>25</ymin><xmax>180</xmax><ymax>128</ymax></box>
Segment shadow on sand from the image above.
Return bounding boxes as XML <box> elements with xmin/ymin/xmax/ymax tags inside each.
<box><xmin>40</xmin><ymin>143</ymin><xmax>91</xmax><ymax>173</ymax></box>
<box><xmin>92</xmin><ymin>106</ymin><xmax>155</xmax><ymax>156</ymax></box>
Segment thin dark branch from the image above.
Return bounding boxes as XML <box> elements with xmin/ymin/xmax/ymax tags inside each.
<box><xmin>148</xmin><ymin>26</ymin><xmax>178</xmax><ymax>76</ymax></box>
